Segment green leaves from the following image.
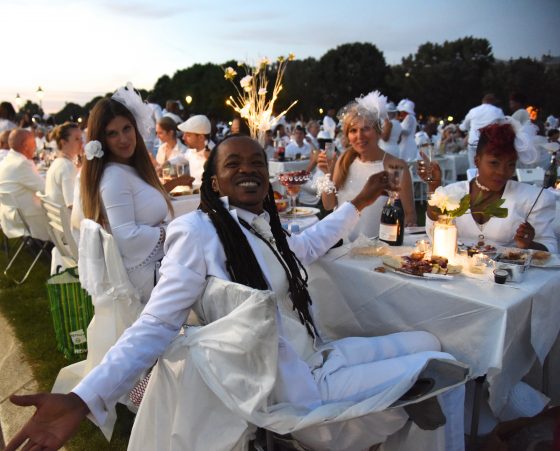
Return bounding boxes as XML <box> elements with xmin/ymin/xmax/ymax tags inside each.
<box><xmin>448</xmin><ymin>193</ymin><xmax>471</xmax><ymax>218</ymax></box>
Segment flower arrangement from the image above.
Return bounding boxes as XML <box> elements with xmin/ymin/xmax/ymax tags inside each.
<box><xmin>223</xmin><ymin>54</ymin><xmax>298</xmax><ymax>140</ymax></box>
<box><xmin>428</xmin><ymin>184</ymin><xmax>508</xmax><ymax>221</ymax></box>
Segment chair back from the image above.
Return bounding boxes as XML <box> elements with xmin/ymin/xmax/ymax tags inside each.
<box><xmin>466</xmin><ymin>168</ymin><xmax>478</xmax><ymax>182</ymax></box>
<box><xmin>0</xmin><ymin>189</ymin><xmax>32</xmax><ymax>238</ymax></box>
<box><xmin>516</xmin><ymin>167</ymin><xmax>545</xmax><ymax>186</ymax></box>
<box><xmin>435</xmin><ymin>156</ymin><xmax>457</xmax><ymax>185</ymax></box>
<box><xmin>37</xmin><ymin>192</ymin><xmax>78</xmax><ymax>265</ymax></box>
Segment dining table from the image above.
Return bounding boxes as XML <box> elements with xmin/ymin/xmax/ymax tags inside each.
<box><xmin>306</xmin><ymin>232</ymin><xmax>560</xmax><ymax>433</ymax></box>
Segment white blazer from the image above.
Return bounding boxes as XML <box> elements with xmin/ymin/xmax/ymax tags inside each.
<box><xmin>0</xmin><ymin>150</ymin><xmax>48</xmax><ymax>240</ymax></box>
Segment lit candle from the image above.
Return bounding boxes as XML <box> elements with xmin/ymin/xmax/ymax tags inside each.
<box><xmin>432</xmin><ymin>221</ymin><xmax>457</xmax><ymax>260</ymax></box>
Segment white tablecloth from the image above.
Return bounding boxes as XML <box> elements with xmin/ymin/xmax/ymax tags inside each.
<box><xmin>307</xmin><ymin>236</ymin><xmax>560</xmax><ymax>416</ymax></box>
<box><xmin>280</xmin><ymin>215</ymin><xmax>319</xmax><ymax>232</ymax></box>
<box><xmin>268</xmin><ymin>159</ymin><xmax>310</xmax><ymax>176</ymax></box>
<box><xmin>170</xmin><ymin>194</ymin><xmax>200</xmax><ymax>218</ymax></box>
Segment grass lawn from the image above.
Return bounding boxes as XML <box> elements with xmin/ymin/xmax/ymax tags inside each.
<box><xmin>0</xmin><ymin>239</ymin><xmax>133</xmax><ymax>450</ymax></box>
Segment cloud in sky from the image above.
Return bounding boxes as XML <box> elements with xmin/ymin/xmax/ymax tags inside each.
<box><xmin>1</xmin><ymin>0</ymin><xmax>559</xmax><ymax>112</ymax></box>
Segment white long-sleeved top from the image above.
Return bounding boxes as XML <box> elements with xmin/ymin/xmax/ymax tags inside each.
<box><xmin>0</xmin><ymin>149</ymin><xmax>48</xmax><ymax>240</ymax></box>
<box><xmin>73</xmin><ymin>201</ymin><xmax>360</xmax><ymax>426</ymax></box>
<box><xmin>45</xmin><ymin>156</ymin><xmax>77</xmax><ymax>207</ymax></box>
<box><xmin>459</xmin><ymin>103</ymin><xmax>505</xmax><ymax>147</ymax></box>
<box><xmin>426</xmin><ymin>180</ymin><xmax>558</xmax><ymax>253</ymax></box>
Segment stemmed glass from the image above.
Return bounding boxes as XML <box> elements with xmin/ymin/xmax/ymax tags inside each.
<box><xmin>278</xmin><ymin>171</ymin><xmax>311</xmax><ymax>219</ymax></box>
<box><xmin>417</xmin><ymin>144</ymin><xmax>434</xmax><ymax>184</ymax></box>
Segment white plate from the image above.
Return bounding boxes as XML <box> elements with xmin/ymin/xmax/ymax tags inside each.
<box><xmin>380</xmin><ymin>266</ymin><xmax>454</xmax><ymax>280</ymax></box>
<box><xmin>279</xmin><ymin>207</ymin><xmax>320</xmax><ymax>218</ymax></box>
<box><xmin>531</xmin><ymin>253</ymin><xmax>560</xmax><ymax>268</ymax></box>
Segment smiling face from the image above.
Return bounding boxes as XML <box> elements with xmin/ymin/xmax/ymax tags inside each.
<box><xmin>475</xmin><ymin>149</ymin><xmax>517</xmax><ymax>192</ymax></box>
<box><xmin>211</xmin><ymin>137</ymin><xmax>269</xmax><ymax>214</ymax></box>
<box><xmin>105</xmin><ymin>115</ymin><xmax>136</xmax><ymax>164</ymax></box>
<box><xmin>347</xmin><ymin>117</ymin><xmax>378</xmax><ymax>156</ymax></box>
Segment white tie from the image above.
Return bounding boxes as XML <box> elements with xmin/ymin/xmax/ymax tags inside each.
<box><xmin>251</xmin><ymin>215</ymin><xmax>275</xmax><ymax>246</ymax></box>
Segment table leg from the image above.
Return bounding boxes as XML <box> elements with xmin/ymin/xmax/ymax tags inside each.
<box><xmin>470</xmin><ymin>375</ymin><xmax>486</xmax><ymax>447</ymax></box>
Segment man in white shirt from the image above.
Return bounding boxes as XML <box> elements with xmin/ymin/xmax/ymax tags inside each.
<box><xmin>178</xmin><ymin>115</ymin><xmax>211</xmax><ymax>186</ymax></box>
<box><xmin>305</xmin><ymin>120</ymin><xmax>320</xmax><ymax>149</ymax></box>
<box><xmin>0</xmin><ymin>128</ymin><xmax>49</xmax><ymax>240</ymax></box>
<box><xmin>459</xmin><ymin>94</ymin><xmax>504</xmax><ymax>168</ymax></box>
<box><xmin>322</xmin><ymin>108</ymin><xmax>337</xmax><ymax>139</ymax></box>
<box><xmin>285</xmin><ymin>126</ymin><xmax>312</xmax><ymax>160</ymax></box>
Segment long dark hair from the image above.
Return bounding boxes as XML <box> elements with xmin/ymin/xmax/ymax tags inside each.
<box><xmin>81</xmin><ymin>98</ymin><xmax>172</xmax><ymax>225</ymax></box>
<box><xmin>200</xmin><ymin>135</ymin><xmax>317</xmax><ymax>336</ymax></box>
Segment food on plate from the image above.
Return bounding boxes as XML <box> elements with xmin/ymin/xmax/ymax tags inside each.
<box><xmin>401</xmin><ymin>255</ymin><xmax>448</xmax><ymax>276</ymax></box>
<box><xmin>501</xmin><ymin>249</ymin><xmax>528</xmax><ymax>262</ymax></box>
<box><xmin>374</xmin><ymin>266</ymin><xmax>386</xmax><ymax>273</ymax></box>
<box><xmin>273</xmin><ymin>191</ymin><xmax>283</xmax><ymax>200</ymax></box>
<box><xmin>275</xmin><ymin>197</ymin><xmax>289</xmax><ymax>212</ymax></box>
<box><xmin>447</xmin><ymin>264</ymin><xmax>463</xmax><ymax>274</ymax></box>
<box><xmin>466</xmin><ymin>243</ymin><xmax>497</xmax><ymax>257</ymax></box>
<box><xmin>532</xmin><ymin>250</ymin><xmax>551</xmax><ymax>262</ymax></box>
<box><xmin>382</xmin><ymin>255</ymin><xmax>403</xmax><ymax>269</ymax></box>
<box><xmin>409</xmin><ymin>251</ymin><xmax>425</xmax><ymax>261</ymax></box>
<box><xmin>169</xmin><ymin>185</ymin><xmax>191</xmax><ymax>197</ymax></box>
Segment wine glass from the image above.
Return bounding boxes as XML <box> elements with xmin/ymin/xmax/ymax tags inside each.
<box><xmin>278</xmin><ymin>171</ymin><xmax>311</xmax><ymax>219</ymax></box>
<box><xmin>417</xmin><ymin>144</ymin><xmax>434</xmax><ymax>183</ymax></box>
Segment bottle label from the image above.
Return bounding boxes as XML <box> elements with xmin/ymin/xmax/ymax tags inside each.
<box><xmin>379</xmin><ymin>223</ymin><xmax>398</xmax><ymax>242</ymax></box>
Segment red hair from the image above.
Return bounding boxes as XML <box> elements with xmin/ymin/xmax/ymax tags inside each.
<box><xmin>476</xmin><ymin>123</ymin><xmax>517</xmax><ymax>159</ymax></box>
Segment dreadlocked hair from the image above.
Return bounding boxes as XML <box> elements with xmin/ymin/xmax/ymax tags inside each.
<box><xmin>199</xmin><ymin>135</ymin><xmax>318</xmax><ymax>337</ymax></box>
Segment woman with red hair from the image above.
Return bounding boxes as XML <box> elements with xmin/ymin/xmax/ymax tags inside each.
<box><xmin>420</xmin><ymin>122</ymin><xmax>557</xmax><ymax>252</ymax></box>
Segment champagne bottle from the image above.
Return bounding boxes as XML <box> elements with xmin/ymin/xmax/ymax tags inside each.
<box><xmin>543</xmin><ymin>151</ymin><xmax>558</xmax><ymax>189</ymax></box>
<box><xmin>379</xmin><ymin>193</ymin><xmax>404</xmax><ymax>246</ymax></box>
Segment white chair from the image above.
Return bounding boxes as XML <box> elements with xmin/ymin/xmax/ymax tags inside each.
<box><xmin>130</xmin><ymin>277</ymin><xmax>469</xmax><ymax>451</ymax></box>
<box><xmin>409</xmin><ymin>163</ymin><xmax>427</xmax><ymax>203</ymax></box>
<box><xmin>0</xmin><ymin>190</ymin><xmax>51</xmax><ymax>284</ymax></box>
<box><xmin>36</xmin><ymin>192</ymin><xmax>78</xmax><ymax>268</ymax></box>
<box><xmin>435</xmin><ymin>156</ymin><xmax>457</xmax><ymax>185</ymax></box>
<box><xmin>516</xmin><ymin>167</ymin><xmax>545</xmax><ymax>186</ymax></box>
<box><xmin>466</xmin><ymin>168</ymin><xmax>478</xmax><ymax>182</ymax></box>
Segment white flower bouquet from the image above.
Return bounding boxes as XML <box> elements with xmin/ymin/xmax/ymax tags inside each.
<box><xmin>428</xmin><ymin>184</ymin><xmax>508</xmax><ymax>221</ymax></box>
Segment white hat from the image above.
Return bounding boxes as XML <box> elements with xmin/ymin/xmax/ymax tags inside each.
<box><xmin>386</xmin><ymin>102</ymin><xmax>397</xmax><ymax>113</ymax></box>
<box><xmin>178</xmin><ymin>115</ymin><xmax>211</xmax><ymax>134</ymax></box>
<box><xmin>397</xmin><ymin>100</ymin><xmax>415</xmax><ymax>116</ymax></box>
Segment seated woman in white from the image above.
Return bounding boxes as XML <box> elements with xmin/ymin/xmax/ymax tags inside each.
<box><xmin>7</xmin><ymin>136</ymin><xmax>465</xmax><ymax>451</ymax></box>
<box><xmin>420</xmin><ymin>121</ymin><xmax>557</xmax><ymax>252</ymax></box>
<box><xmin>78</xmin><ymin>93</ymin><xmax>192</xmax><ymax>303</ymax></box>
<box><xmin>320</xmin><ymin>91</ymin><xmax>417</xmax><ymax>241</ymax></box>
<box><xmin>45</xmin><ymin>121</ymin><xmax>83</xmax><ymax>272</ymax></box>
<box><xmin>154</xmin><ymin>116</ymin><xmax>187</xmax><ymax>174</ymax></box>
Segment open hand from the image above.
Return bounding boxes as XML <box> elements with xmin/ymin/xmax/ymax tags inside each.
<box><xmin>6</xmin><ymin>392</ymin><xmax>89</xmax><ymax>451</ymax></box>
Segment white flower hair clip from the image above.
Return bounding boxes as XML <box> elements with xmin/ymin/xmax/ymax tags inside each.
<box><xmin>314</xmin><ymin>173</ymin><xmax>337</xmax><ymax>197</ymax></box>
<box><xmin>112</xmin><ymin>82</ymin><xmax>155</xmax><ymax>143</ymax></box>
<box><xmin>355</xmin><ymin>90</ymin><xmax>389</xmax><ymax>125</ymax></box>
<box><xmin>84</xmin><ymin>140</ymin><xmax>104</xmax><ymax>160</ymax></box>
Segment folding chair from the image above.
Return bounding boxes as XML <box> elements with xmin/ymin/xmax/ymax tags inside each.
<box><xmin>408</xmin><ymin>162</ymin><xmax>427</xmax><ymax>204</ymax></box>
<box><xmin>36</xmin><ymin>192</ymin><xmax>78</xmax><ymax>268</ymax></box>
<box><xmin>0</xmin><ymin>191</ymin><xmax>51</xmax><ymax>284</ymax></box>
<box><xmin>435</xmin><ymin>156</ymin><xmax>457</xmax><ymax>186</ymax></box>
<box><xmin>516</xmin><ymin>167</ymin><xmax>545</xmax><ymax>186</ymax></box>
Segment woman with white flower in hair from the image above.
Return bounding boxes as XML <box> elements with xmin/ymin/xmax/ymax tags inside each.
<box><xmin>318</xmin><ymin>91</ymin><xmax>417</xmax><ymax>241</ymax></box>
<box><xmin>419</xmin><ymin>121</ymin><xmax>557</xmax><ymax>252</ymax></box>
<box><xmin>79</xmin><ymin>89</ymin><xmax>192</xmax><ymax>302</ymax></box>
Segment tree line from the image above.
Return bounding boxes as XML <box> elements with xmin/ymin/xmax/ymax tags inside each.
<box><xmin>47</xmin><ymin>37</ymin><xmax>560</xmax><ymax>125</ymax></box>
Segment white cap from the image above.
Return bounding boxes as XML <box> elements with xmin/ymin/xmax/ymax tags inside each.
<box><xmin>178</xmin><ymin>115</ymin><xmax>211</xmax><ymax>134</ymax></box>
<box><xmin>397</xmin><ymin>100</ymin><xmax>415</xmax><ymax>116</ymax></box>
